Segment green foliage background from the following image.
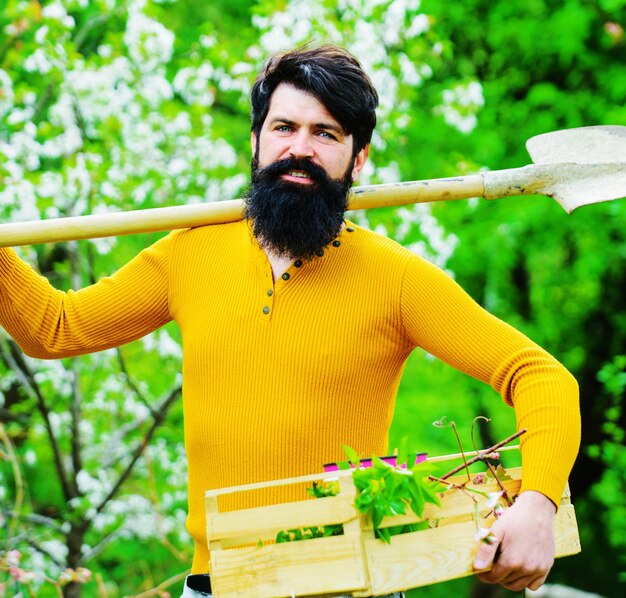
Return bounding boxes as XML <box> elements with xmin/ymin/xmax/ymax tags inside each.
<box><xmin>1</xmin><ymin>0</ymin><xmax>625</xmax><ymax>597</ymax></box>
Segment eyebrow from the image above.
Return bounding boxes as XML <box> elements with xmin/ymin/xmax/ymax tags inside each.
<box><xmin>269</xmin><ymin>117</ymin><xmax>345</xmax><ymax>136</ymax></box>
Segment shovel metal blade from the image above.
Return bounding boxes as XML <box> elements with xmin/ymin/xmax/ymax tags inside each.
<box><xmin>526</xmin><ymin>126</ymin><xmax>626</xmax><ymax>212</ymax></box>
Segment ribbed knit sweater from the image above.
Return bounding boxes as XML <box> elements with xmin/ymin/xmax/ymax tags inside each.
<box><xmin>0</xmin><ymin>220</ymin><xmax>580</xmax><ymax>573</ymax></box>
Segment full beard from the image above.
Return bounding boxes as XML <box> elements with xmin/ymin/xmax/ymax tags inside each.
<box><xmin>244</xmin><ymin>156</ymin><xmax>354</xmax><ymax>260</ymax></box>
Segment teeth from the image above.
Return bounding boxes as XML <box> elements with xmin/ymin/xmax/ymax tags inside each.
<box><xmin>288</xmin><ymin>171</ymin><xmax>308</xmax><ymax>178</ymax></box>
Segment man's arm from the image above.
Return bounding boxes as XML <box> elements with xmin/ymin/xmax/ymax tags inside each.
<box><xmin>399</xmin><ymin>253</ymin><xmax>580</xmax><ymax>589</ymax></box>
<box><xmin>0</xmin><ymin>233</ymin><xmax>175</xmax><ymax>358</ymax></box>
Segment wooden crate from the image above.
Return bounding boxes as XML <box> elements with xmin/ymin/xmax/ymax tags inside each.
<box><xmin>205</xmin><ymin>463</ymin><xmax>581</xmax><ymax>597</ymax></box>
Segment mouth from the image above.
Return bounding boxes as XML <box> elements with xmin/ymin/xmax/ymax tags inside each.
<box><xmin>281</xmin><ymin>170</ymin><xmax>314</xmax><ymax>184</ymax></box>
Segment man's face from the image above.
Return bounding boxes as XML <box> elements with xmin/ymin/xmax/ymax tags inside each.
<box><xmin>245</xmin><ymin>84</ymin><xmax>369</xmax><ymax>260</ymax></box>
<box><xmin>252</xmin><ymin>83</ymin><xmax>368</xmax><ymax>184</ymax></box>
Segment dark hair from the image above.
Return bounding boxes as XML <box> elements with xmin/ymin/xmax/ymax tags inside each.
<box><xmin>251</xmin><ymin>44</ymin><xmax>379</xmax><ymax>155</ymax></box>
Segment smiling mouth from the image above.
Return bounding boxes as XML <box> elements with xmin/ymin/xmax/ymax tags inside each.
<box><xmin>282</xmin><ymin>170</ymin><xmax>314</xmax><ymax>183</ymax></box>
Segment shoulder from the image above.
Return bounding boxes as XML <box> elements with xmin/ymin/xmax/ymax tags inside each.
<box><xmin>346</xmin><ymin>221</ymin><xmax>429</xmax><ymax>269</ymax></box>
<box><xmin>165</xmin><ymin>219</ymin><xmax>251</xmax><ymax>252</ymax></box>
<box><xmin>347</xmin><ymin>222</ymin><xmax>459</xmax><ymax>295</ymax></box>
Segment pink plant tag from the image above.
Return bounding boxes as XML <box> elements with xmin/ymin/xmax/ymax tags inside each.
<box><xmin>323</xmin><ymin>453</ymin><xmax>427</xmax><ymax>472</ymax></box>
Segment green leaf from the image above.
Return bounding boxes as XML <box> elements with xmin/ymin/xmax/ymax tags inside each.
<box><xmin>494</xmin><ymin>464</ymin><xmax>513</xmax><ymax>482</ymax></box>
<box><xmin>343</xmin><ymin>445</ymin><xmax>360</xmax><ymax>468</ymax></box>
<box><xmin>396</xmin><ymin>435</ymin><xmax>409</xmax><ymax>466</ymax></box>
<box><xmin>388</xmin><ymin>499</ymin><xmax>407</xmax><ymax>515</ymax></box>
<box><xmin>372</xmin><ymin>454</ymin><xmax>392</xmax><ymax>471</ymax></box>
<box><xmin>377</xmin><ymin>527</ymin><xmax>392</xmax><ymax>544</ymax></box>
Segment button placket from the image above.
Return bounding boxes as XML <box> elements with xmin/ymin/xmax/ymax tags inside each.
<box><xmin>260</xmin><ymin>263</ymin><xmax>275</xmax><ymax>318</ymax></box>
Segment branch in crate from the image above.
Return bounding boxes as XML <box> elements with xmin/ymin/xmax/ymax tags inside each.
<box><xmin>427</xmin><ymin>475</ymin><xmax>481</xmax><ymax>504</ymax></box>
<box><xmin>438</xmin><ymin>428</ymin><xmax>526</xmax><ymax>481</ymax></box>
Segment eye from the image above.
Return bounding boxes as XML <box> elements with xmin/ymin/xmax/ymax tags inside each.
<box><xmin>317</xmin><ymin>130</ymin><xmax>337</xmax><ymax>141</ymax></box>
<box><xmin>275</xmin><ymin>124</ymin><xmax>293</xmax><ymax>133</ymax></box>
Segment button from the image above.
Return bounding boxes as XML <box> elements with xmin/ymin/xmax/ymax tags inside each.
<box><xmin>281</xmin><ymin>272</ymin><xmax>290</xmax><ymax>281</ymax></box>
<box><xmin>332</xmin><ymin>240</ymin><xmax>341</xmax><ymax>247</ymax></box>
<box><xmin>316</xmin><ymin>249</ymin><xmax>324</xmax><ymax>257</ymax></box>
<box><xmin>267</xmin><ymin>289</ymin><xmax>273</xmax><ymax>296</ymax></box>
<box><xmin>294</xmin><ymin>260</ymin><xmax>303</xmax><ymax>268</ymax></box>
<box><xmin>262</xmin><ymin>306</ymin><xmax>270</xmax><ymax>314</ymax></box>
<box><xmin>346</xmin><ymin>226</ymin><xmax>355</xmax><ymax>232</ymax></box>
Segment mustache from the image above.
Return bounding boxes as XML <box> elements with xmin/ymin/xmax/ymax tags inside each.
<box><xmin>253</xmin><ymin>157</ymin><xmax>330</xmax><ymax>185</ymax></box>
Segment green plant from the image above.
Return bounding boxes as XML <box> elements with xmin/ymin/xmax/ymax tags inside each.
<box><xmin>276</xmin><ymin>440</ymin><xmax>443</xmax><ymax>545</ymax></box>
<box><xmin>344</xmin><ymin>443</ymin><xmax>442</xmax><ymax>543</ymax></box>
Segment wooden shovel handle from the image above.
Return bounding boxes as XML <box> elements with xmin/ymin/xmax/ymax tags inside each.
<box><xmin>0</xmin><ymin>175</ymin><xmax>485</xmax><ymax>247</ymax></box>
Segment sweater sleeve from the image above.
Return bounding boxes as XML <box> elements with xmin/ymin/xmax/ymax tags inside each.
<box><xmin>0</xmin><ymin>233</ymin><xmax>176</xmax><ymax>359</ymax></box>
<box><xmin>400</xmin><ymin>254</ymin><xmax>580</xmax><ymax>506</ymax></box>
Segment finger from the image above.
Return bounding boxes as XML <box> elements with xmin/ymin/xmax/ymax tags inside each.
<box><xmin>498</xmin><ymin>573</ymin><xmax>535</xmax><ymax>593</ymax></box>
<box><xmin>473</xmin><ymin>532</ymin><xmax>501</xmax><ymax>574</ymax></box>
<box><xmin>493</xmin><ymin>564</ymin><xmax>549</xmax><ymax>592</ymax></box>
<box><xmin>528</xmin><ymin>573</ymin><xmax>549</xmax><ymax>591</ymax></box>
<box><xmin>476</xmin><ymin>558</ymin><xmax>510</xmax><ymax>586</ymax></box>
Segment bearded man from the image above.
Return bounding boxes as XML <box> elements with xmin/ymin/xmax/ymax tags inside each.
<box><xmin>0</xmin><ymin>45</ymin><xmax>580</xmax><ymax>598</ymax></box>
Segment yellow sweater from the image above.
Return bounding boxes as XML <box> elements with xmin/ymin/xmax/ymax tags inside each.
<box><xmin>0</xmin><ymin>220</ymin><xmax>580</xmax><ymax>573</ymax></box>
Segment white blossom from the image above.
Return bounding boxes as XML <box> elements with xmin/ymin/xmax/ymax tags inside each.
<box><xmin>76</xmin><ymin>470</ymin><xmax>110</xmax><ymax>505</ymax></box>
<box><xmin>1</xmin><ymin>124</ymin><xmax>41</xmax><ymax>173</ymax></box>
<box><xmin>435</xmin><ymin>80</ymin><xmax>485</xmax><ymax>134</ymax></box>
<box><xmin>24</xmin><ymin>450</ymin><xmax>37</xmax><ymax>465</ymax></box>
<box><xmin>142</xmin><ymin>330</ymin><xmax>182</xmax><ymax>360</ymax></box>
<box><xmin>6</xmin><ymin>106</ymin><xmax>35</xmax><ymax>125</ymax></box>
<box><xmin>40</xmin><ymin>539</ymin><xmax>68</xmax><ymax>563</ymax></box>
<box><xmin>395</xmin><ymin>204</ymin><xmax>459</xmax><ymax>269</ymax></box>
<box><xmin>42</xmin><ymin>1</ymin><xmax>76</xmax><ymax>28</ymax></box>
<box><xmin>0</xmin><ymin>179</ymin><xmax>39</xmax><ymax>222</ymax></box>
<box><xmin>124</xmin><ymin>8</ymin><xmax>175</xmax><ymax>73</ymax></box>
<box><xmin>203</xmin><ymin>173</ymin><xmax>247</xmax><ymax>203</ymax></box>
<box><xmin>42</xmin><ymin>93</ymin><xmax>83</xmax><ymax>157</ymax></box>
<box><xmin>65</xmin><ymin>57</ymin><xmax>135</xmax><ymax>131</ymax></box>
<box><xmin>173</xmin><ymin>64</ymin><xmax>216</xmax><ymax>107</ymax></box>
<box><xmin>398</xmin><ymin>53</ymin><xmax>424</xmax><ymax>86</ymax></box>
<box><xmin>48</xmin><ymin>411</ymin><xmax>72</xmax><ymax>438</ymax></box>
<box><xmin>35</xmin><ymin>25</ymin><xmax>49</xmax><ymax>44</ymax></box>
<box><xmin>0</xmin><ymin>69</ymin><xmax>14</xmax><ymax>118</ymax></box>
<box><xmin>407</xmin><ymin>13</ymin><xmax>430</xmax><ymax>37</ymax></box>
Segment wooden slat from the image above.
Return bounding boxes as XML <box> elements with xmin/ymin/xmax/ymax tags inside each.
<box><xmin>205</xmin><ymin>469</ymin><xmax>353</xmax><ymax>498</ymax></box>
<box><xmin>207</xmin><ymin>494</ymin><xmax>357</xmax><ymax>541</ymax></box>
<box><xmin>210</xmin><ymin>535</ymin><xmax>370</xmax><ymax>597</ymax></box>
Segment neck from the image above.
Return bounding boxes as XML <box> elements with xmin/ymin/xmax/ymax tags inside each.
<box><xmin>263</xmin><ymin>246</ymin><xmax>293</xmax><ymax>282</ymax></box>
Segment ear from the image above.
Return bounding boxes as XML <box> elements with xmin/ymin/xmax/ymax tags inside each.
<box><xmin>250</xmin><ymin>131</ymin><xmax>257</xmax><ymax>157</ymax></box>
<box><xmin>351</xmin><ymin>144</ymin><xmax>369</xmax><ymax>182</ymax></box>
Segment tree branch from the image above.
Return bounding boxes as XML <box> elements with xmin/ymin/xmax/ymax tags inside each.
<box><xmin>0</xmin><ymin>340</ymin><xmax>74</xmax><ymax>501</ymax></box>
<box><xmin>0</xmin><ymin>421</ymin><xmax>24</xmax><ymax>542</ymax></box>
<box><xmin>92</xmin><ymin>384</ymin><xmax>182</xmax><ymax>516</ymax></box>
<box><xmin>81</xmin><ymin>529</ymin><xmax>122</xmax><ymax>563</ymax></box>
<box><xmin>440</xmin><ymin>429</ymin><xmax>527</xmax><ymax>480</ymax></box>
<box><xmin>69</xmin><ymin>360</ymin><xmax>83</xmax><ymax>483</ymax></box>
<box><xmin>115</xmin><ymin>348</ymin><xmax>156</xmax><ymax>417</ymax></box>
<box><xmin>68</xmin><ymin>244</ymin><xmax>84</xmax><ymax>480</ymax></box>
<box><xmin>9</xmin><ymin>511</ymin><xmax>65</xmax><ymax>534</ymax></box>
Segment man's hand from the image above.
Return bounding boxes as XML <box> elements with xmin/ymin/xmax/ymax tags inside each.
<box><xmin>473</xmin><ymin>490</ymin><xmax>556</xmax><ymax>592</ymax></box>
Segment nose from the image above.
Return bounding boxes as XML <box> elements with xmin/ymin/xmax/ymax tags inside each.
<box><xmin>288</xmin><ymin>130</ymin><xmax>315</xmax><ymax>159</ymax></box>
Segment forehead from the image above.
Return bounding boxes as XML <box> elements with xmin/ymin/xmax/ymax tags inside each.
<box><xmin>265</xmin><ymin>83</ymin><xmax>344</xmax><ymax>130</ymax></box>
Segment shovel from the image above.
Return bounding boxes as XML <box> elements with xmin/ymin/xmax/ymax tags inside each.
<box><xmin>0</xmin><ymin>125</ymin><xmax>624</xmax><ymax>248</ymax></box>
